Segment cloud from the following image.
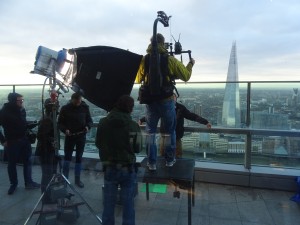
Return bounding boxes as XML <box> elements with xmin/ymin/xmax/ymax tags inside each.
<box><xmin>0</xmin><ymin>0</ymin><xmax>300</xmax><ymax>84</ymax></box>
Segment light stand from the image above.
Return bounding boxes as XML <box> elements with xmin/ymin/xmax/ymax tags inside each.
<box><xmin>25</xmin><ymin>52</ymin><xmax>102</xmax><ymax>224</ymax></box>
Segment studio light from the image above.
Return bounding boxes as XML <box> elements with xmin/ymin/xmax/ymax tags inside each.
<box><xmin>31</xmin><ymin>45</ymin><xmax>143</xmax><ymax>111</ymax></box>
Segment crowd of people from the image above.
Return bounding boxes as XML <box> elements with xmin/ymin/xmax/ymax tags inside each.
<box><xmin>0</xmin><ymin>33</ymin><xmax>211</xmax><ymax>225</ymax></box>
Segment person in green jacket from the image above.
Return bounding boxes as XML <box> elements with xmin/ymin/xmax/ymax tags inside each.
<box><xmin>96</xmin><ymin>95</ymin><xmax>142</xmax><ymax>225</ymax></box>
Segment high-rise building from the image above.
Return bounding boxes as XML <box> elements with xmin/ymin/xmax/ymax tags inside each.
<box><xmin>193</xmin><ymin>102</ymin><xmax>202</xmax><ymax>116</ymax></box>
<box><xmin>221</xmin><ymin>42</ymin><xmax>241</xmax><ymax>128</ymax></box>
<box><xmin>292</xmin><ymin>88</ymin><xmax>299</xmax><ymax>107</ymax></box>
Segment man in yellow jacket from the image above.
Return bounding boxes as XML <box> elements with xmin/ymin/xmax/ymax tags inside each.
<box><xmin>136</xmin><ymin>33</ymin><xmax>195</xmax><ymax>170</ymax></box>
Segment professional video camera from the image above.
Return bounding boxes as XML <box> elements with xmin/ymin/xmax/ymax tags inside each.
<box><xmin>164</xmin><ymin>34</ymin><xmax>192</xmax><ymax>60</ymax></box>
<box><xmin>153</xmin><ymin>11</ymin><xmax>192</xmax><ymax>60</ymax></box>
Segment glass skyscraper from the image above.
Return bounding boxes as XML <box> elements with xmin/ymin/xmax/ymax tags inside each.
<box><xmin>222</xmin><ymin>42</ymin><xmax>241</xmax><ymax>128</ymax></box>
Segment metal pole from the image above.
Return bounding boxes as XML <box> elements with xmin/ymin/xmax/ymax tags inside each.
<box><xmin>245</xmin><ymin>82</ymin><xmax>251</xmax><ymax>169</ymax></box>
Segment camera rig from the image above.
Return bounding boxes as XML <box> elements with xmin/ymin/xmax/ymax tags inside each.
<box><xmin>165</xmin><ymin>34</ymin><xmax>192</xmax><ymax>61</ymax></box>
<box><xmin>148</xmin><ymin>11</ymin><xmax>193</xmax><ymax>95</ymax></box>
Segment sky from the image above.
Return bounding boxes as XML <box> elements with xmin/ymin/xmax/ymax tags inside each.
<box><xmin>0</xmin><ymin>0</ymin><xmax>300</xmax><ymax>84</ymax></box>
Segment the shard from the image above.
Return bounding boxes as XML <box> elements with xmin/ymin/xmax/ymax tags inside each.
<box><xmin>221</xmin><ymin>42</ymin><xmax>241</xmax><ymax>128</ymax></box>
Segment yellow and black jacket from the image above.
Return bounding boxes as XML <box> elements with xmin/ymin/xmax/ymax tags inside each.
<box><xmin>136</xmin><ymin>43</ymin><xmax>193</xmax><ymax>84</ymax></box>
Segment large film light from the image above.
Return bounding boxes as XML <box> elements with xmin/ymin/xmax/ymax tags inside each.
<box><xmin>32</xmin><ymin>46</ymin><xmax>59</xmax><ymax>77</ymax></box>
<box><xmin>32</xmin><ymin>45</ymin><xmax>142</xmax><ymax>111</ymax></box>
<box><xmin>32</xmin><ymin>46</ymin><xmax>75</xmax><ymax>85</ymax></box>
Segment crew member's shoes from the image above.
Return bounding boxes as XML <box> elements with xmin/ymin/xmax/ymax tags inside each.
<box><xmin>166</xmin><ymin>159</ymin><xmax>176</xmax><ymax>167</ymax></box>
<box><xmin>147</xmin><ymin>162</ymin><xmax>157</xmax><ymax>171</ymax></box>
<box><xmin>75</xmin><ymin>178</ymin><xmax>84</xmax><ymax>188</ymax></box>
<box><xmin>8</xmin><ymin>184</ymin><xmax>17</xmax><ymax>195</ymax></box>
<box><xmin>25</xmin><ymin>181</ymin><xmax>41</xmax><ymax>189</ymax></box>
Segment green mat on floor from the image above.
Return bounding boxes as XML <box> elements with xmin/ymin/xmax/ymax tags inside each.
<box><xmin>140</xmin><ymin>184</ymin><xmax>167</xmax><ymax>193</ymax></box>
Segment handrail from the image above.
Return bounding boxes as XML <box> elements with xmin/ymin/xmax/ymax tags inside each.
<box><xmin>1</xmin><ymin>80</ymin><xmax>300</xmax><ymax>87</ymax></box>
<box><xmin>185</xmin><ymin>127</ymin><xmax>300</xmax><ymax>137</ymax></box>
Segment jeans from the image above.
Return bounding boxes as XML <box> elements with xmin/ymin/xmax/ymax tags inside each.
<box><xmin>40</xmin><ymin>152</ymin><xmax>57</xmax><ymax>193</ymax></box>
<box><xmin>102</xmin><ymin>167</ymin><xmax>137</xmax><ymax>225</ymax></box>
<box><xmin>160</xmin><ymin>137</ymin><xmax>183</xmax><ymax>158</ymax></box>
<box><xmin>63</xmin><ymin>134</ymin><xmax>86</xmax><ymax>177</ymax></box>
<box><xmin>6</xmin><ymin>137</ymin><xmax>33</xmax><ymax>185</ymax></box>
<box><xmin>145</xmin><ymin>98</ymin><xmax>176</xmax><ymax>164</ymax></box>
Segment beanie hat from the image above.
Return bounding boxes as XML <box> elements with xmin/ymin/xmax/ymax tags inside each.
<box><xmin>7</xmin><ymin>92</ymin><xmax>23</xmax><ymax>103</ymax></box>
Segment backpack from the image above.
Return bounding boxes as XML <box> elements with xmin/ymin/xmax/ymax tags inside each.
<box><xmin>138</xmin><ymin>53</ymin><xmax>175</xmax><ymax>104</ymax></box>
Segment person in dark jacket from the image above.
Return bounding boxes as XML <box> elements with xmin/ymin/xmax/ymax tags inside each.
<box><xmin>139</xmin><ymin>95</ymin><xmax>211</xmax><ymax>158</ymax></box>
<box><xmin>0</xmin><ymin>93</ymin><xmax>40</xmax><ymax>195</ymax></box>
<box><xmin>36</xmin><ymin>95</ymin><xmax>60</xmax><ymax>196</ymax></box>
<box><xmin>58</xmin><ymin>92</ymin><xmax>93</xmax><ymax>188</ymax></box>
<box><xmin>96</xmin><ymin>95</ymin><xmax>142</xmax><ymax>225</ymax></box>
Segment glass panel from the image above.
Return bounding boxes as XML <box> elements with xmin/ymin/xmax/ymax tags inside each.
<box><xmin>251</xmin><ymin>135</ymin><xmax>300</xmax><ymax>169</ymax></box>
<box><xmin>249</xmin><ymin>82</ymin><xmax>300</xmax><ymax>169</ymax></box>
<box><xmin>0</xmin><ymin>82</ymin><xmax>299</xmax><ymax>170</ymax></box>
<box><xmin>182</xmin><ymin>132</ymin><xmax>245</xmax><ymax>164</ymax></box>
<box><xmin>250</xmin><ymin>82</ymin><xmax>299</xmax><ymax>130</ymax></box>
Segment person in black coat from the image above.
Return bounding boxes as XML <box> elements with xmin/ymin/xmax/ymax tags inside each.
<box><xmin>139</xmin><ymin>95</ymin><xmax>211</xmax><ymax>158</ymax></box>
<box><xmin>36</xmin><ymin>94</ymin><xmax>60</xmax><ymax>196</ymax></box>
<box><xmin>58</xmin><ymin>92</ymin><xmax>93</xmax><ymax>188</ymax></box>
<box><xmin>0</xmin><ymin>93</ymin><xmax>40</xmax><ymax>195</ymax></box>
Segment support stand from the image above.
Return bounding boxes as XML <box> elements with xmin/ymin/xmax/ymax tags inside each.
<box><xmin>24</xmin><ymin>174</ymin><xmax>102</xmax><ymax>224</ymax></box>
<box><xmin>24</xmin><ymin>64</ymin><xmax>102</xmax><ymax>224</ymax></box>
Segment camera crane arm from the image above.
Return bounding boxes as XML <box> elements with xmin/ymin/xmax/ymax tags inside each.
<box><xmin>149</xmin><ymin>11</ymin><xmax>171</xmax><ymax>95</ymax></box>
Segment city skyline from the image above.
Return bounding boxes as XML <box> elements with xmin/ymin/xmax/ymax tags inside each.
<box><xmin>0</xmin><ymin>84</ymin><xmax>299</xmax><ymax>167</ymax></box>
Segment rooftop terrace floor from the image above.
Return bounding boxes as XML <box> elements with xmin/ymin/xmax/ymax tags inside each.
<box><xmin>0</xmin><ymin>162</ymin><xmax>299</xmax><ymax>225</ymax></box>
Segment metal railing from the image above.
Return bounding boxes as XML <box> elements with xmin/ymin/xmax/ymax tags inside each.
<box><xmin>1</xmin><ymin>81</ymin><xmax>300</xmax><ymax>171</ymax></box>
<box><xmin>185</xmin><ymin>126</ymin><xmax>300</xmax><ymax>169</ymax></box>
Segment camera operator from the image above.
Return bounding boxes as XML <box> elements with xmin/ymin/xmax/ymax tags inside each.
<box><xmin>136</xmin><ymin>33</ymin><xmax>195</xmax><ymax>170</ymax></box>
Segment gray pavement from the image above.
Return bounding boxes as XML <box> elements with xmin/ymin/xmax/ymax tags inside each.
<box><xmin>0</xmin><ymin>162</ymin><xmax>299</xmax><ymax>225</ymax></box>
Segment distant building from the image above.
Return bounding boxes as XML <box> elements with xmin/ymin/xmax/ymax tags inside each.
<box><xmin>292</xmin><ymin>88</ymin><xmax>299</xmax><ymax>107</ymax></box>
<box><xmin>182</xmin><ymin>133</ymin><xmax>201</xmax><ymax>151</ymax></box>
<box><xmin>193</xmin><ymin>102</ymin><xmax>202</xmax><ymax>116</ymax></box>
<box><xmin>198</xmin><ymin>133</ymin><xmax>211</xmax><ymax>153</ymax></box>
<box><xmin>262</xmin><ymin>136</ymin><xmax>288</xmax><ymax>155</ymax></box>
<box><xmin>228</xmin><ymin>141</ymin><xmax>245</xmax><ymax>153</ymax></box>
<box><xmin>250</xmin><ymin>112</ymin><xmax>290</xmax><ymax>130</ymax></box>
<box><xmin>221</xmin><ymin>42</ymin><xmax>241</xmax><ymax>128</ymax></box>
<box><xmin>210</xmin><ymin>134</ymin><xmax>228</xmax><ymax>153</ymax></box>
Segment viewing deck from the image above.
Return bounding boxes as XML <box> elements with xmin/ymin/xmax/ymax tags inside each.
<box><xmin>0</xmin><ymin>162</ymin><xmax>299</xmax><ymax>225</ymax></box>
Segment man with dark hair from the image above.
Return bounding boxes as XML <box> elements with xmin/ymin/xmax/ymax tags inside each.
<box><xmin>58</xmin><ymin>92</ymin><xmax>93</xmax><ymax>188</ymax></box>
<box><xmin>96</xmin><ymin>95</ymin><xmax>142</xmax><ymax>225</ymax></box>
<box><xmin>136</xmin><ymin>33</ymin><xmax>195</xmax><ymax>170</ymax></box>
<box><xmin>0</xmin><ymin>93</ymin><xmax>40</xmax><ymax>195</ymax></box>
